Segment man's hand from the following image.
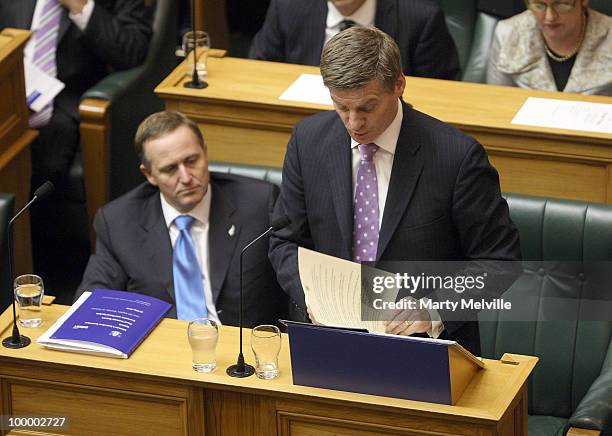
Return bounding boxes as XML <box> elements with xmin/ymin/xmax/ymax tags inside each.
<box><xmin>59</xmin><ymin>0</ymin><xmax>88</xmax><ymax>14</ymax></box>
<box><xmin>384</xmin><ymin>297</ymin><xmax>432</xmax><ymax>336</ymax></box>
<box><xmin>306</xmin><ymin>306</ymin><xmax>321</xmax><ymax>325</ymax></box>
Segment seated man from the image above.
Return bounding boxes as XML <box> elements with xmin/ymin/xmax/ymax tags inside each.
<box><xmin>249</xmin><ymin>0</ymin><xmax>460</xmax><ymax>80</ymax></box>
<box><xmin>269</xmin><ymin>27</ymin><xmax>521</xmax><ymax>355</ymax></box>
<box><xmin>77</xmin><ymin>111</ymin><xmax>287</xmax><ymax>327</ymax></box>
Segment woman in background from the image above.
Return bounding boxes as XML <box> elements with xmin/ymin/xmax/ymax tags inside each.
<box><xmin>487</xmin><ymin>0</ymin><xmax>611</xmax><ymax>95</ymax></box>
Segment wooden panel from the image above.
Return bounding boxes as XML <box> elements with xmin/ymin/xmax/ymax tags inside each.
<box><xmin>205</xmin><ymin>389</ymin><xmax>277</xmax><ymax>436</ymax></box>
<box><xmin>489</xmin><ymin>154</ymin><xmax>608</xmax><ymax>202</ymax></box>
<box><xmin>276</xmin><ymin>399</ymin><xmax>496</xmax><ymax>436</ymax></box>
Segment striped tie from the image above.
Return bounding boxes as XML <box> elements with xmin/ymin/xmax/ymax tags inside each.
<box><xmin>29</xmin><ymin>0</ymin><xmax>62</xmax><ymax>128</ymax></box>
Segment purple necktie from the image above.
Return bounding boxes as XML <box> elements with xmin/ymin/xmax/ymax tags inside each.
<box><xmin>29</xmin><ymin>0</ymin><xmax>62</xmax><ymax>128</ymax></box>
<box><xmin>353</xmin><ymin>143</ymin><xmax>379</xmax><ymax>262</ymax></box>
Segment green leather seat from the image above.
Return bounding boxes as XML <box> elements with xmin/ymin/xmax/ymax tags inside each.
<box><xmin>0</xmin><ymin>193</ymin><xmax>15</xmax><ymax>313</ymax></box>
<box><xmin>209</xmin><ymin>162</ymin><xmax>612</xmax><ymax>435</ymax></box>
<box><xmin>482</xmin><ymin>194</ymin><xmax>612</xmax><ymax>435</ymax></box>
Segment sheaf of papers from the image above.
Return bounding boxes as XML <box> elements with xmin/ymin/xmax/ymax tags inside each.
<box><xmin>511</xmin><ymin>97</ymin><xmax>612</xmax><ymax>134</ymax></box>
<box><xmin>279</xmin><ymin>74</ymin><xmax>333</xmax><ymax>106</ymax></box>
<box><xmin>24</xmin><ymin>60</ymin><xmax>65</xmax><ymax>112</ymax></box>
<box><xmin>298</xmin><ymin>247</ymin><xmax>398</xmax><ymax>333</ymax></box>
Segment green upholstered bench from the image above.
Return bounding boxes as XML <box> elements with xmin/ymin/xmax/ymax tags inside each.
<box><xmin>0</xmin><ymin>193</ymin><xmax>15</xmax><ymax>313</ymax></box>
<box><xmin>210</xmin><ymin>161</ymin><xmax>612</xmax><ymax>435</ymax></box>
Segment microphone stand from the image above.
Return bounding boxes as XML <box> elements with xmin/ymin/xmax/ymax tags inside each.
<box><xmin>3</xmin><ymin>182</ymin><xmax>54</xmax><ymax>349</ymax></box>
<box><xmin>226</xmin><ymin>228</ymin><xmax>274</xmax><ymax>377</ymax></box>
<box><xmin>184</xmin><ymin>0</ymin><xmax>207</xmax><ymax>89</ymax></box>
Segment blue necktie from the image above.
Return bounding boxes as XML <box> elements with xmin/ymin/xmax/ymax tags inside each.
<box><xmin>173</xmin><ymin>215</ymin><xmax>208</xmax><ymax>320</ymax></box>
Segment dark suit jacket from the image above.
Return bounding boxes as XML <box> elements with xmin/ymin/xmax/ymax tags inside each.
<box><xmin>77</xmin><ymin>173</ymin><xmax>288</xmax><ymax>328</ymax></box>
<box><xmin>269</xmin><ymin>102</ymin><xmax>521</xmax><ymax>355</ymax></box>
<box><xmin>0</xmin><ymin>0</ymin><xmax>151</xmax><ymax>120</ymax></box>
<box><xmin>249</xmin><ymin>0</ymin><xmax>460</xmax><ymax>80</ymax></box>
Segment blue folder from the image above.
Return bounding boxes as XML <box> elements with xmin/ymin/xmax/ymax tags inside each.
<box><xmin>286</xmin><ymin>322</ymin><xmax>482</xmax><ymax>405</ymax></box>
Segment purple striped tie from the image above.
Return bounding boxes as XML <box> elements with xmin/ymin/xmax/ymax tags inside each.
<box><xmin>353</xmin><ymin>143</ymin><xmax>380</xmax><ymax>262</ymax></box>
<box><xmin>30</xmin><ymin>0</ymin><xmax>62</xmax><ymax>128</ymax></box>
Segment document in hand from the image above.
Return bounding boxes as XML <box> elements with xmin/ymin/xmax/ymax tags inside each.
<box><xmin>298</xmin><ymin>247</ymin><xmax>398</xmax><ymax>332</ymax></box>
<box><xmin>37</xmin><ymin>289</ymin><xmax>171</xmax><ymax>358</ymax></box>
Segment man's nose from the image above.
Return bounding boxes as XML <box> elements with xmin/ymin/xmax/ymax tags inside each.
<box><xmin>348</xmin><ymin>111</ymin><xmax>365</xmax><ymax>130</ymax></box>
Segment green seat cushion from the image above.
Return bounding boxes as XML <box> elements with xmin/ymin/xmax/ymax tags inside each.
<box><xmin>528</xmin><ymin>415</ymin><xmax>568</xmax><ymax>436</ymax></box>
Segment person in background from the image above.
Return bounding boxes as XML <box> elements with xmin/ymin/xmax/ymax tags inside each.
<box><xmin>487</xmin><ymin>0</ymin><xmax>611</xmax><ymax>95</ymax></box>
<box><xmin>77</xmin><ymin>111</ymin><xmax>287</xmax><ymax>327</ymax></box>
<box><xmin>0</xmin><ymin>0</ymin><xmax>153</xmax><ymax>299</ymax></box>
<box><xmin>249</xmin><ymin>0</ymin><xmax>460</xmax><ymax>80</ymax></box>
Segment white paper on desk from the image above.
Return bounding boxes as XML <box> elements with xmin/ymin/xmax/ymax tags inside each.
<box><xmin>298</xmin><ymin>247</ymin><xmax>398</xmax><ymax>333</ymax></box>
<box><xmin>24</xmin><ymin>60</ymin><xmax>65</xmax><ymax>112</ymax></box>
<box><xmin>511</xmin><ymin>97</ymin><xmax>612</xmax><ymax>134</ymax></box>
<box><xmin>279</xmin><ymin>74</ymin><xmax>333</xmax><ymax>106</ymax></box>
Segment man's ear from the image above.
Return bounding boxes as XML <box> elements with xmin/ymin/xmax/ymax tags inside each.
<box><xmin>140</xmin><ymin>164</ymin><xmax>157</xmax><ymax>186</ymax></box>
<box><xmin>395</xmin><ymin>75</ymin><xmax>406</xmax><ymax>97</ymax></box>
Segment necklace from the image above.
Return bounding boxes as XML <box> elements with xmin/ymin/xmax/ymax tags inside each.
<box><xmin>544</xmin><ymin>12</ymin><xmax>587</xmax><ymax>62</ymax></box>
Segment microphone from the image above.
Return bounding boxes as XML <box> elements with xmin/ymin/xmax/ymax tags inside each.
<box><xmin>2</xmin><ymin>181</ymin><xmax>55</xmax><ymax>349</ymax></box>
<box><xmin>184</xmin><ymin>0</ymin><xmax>208</xmax><ymax>89</ymax></box>
<box><xmin>227</xmin><ymin>215</ymin><xmax>291</xmax><ymax>378</ymax></box>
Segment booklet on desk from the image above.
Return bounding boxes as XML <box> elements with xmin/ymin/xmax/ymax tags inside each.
<box><xmin>37</xmin><ymin>289</ymin><xmax>171</xmax><ymax>358</ymax></box>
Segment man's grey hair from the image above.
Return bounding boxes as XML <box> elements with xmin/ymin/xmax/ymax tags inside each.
<box><xmin>320</xmin><ymin>26</ymin><xmax>402</xmax><ymax>91</ymax></box>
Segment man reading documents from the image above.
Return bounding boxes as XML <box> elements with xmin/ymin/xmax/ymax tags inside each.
<box><xmin>269</xmin><ymin>27</ymin><xmax>521</xmax><ymax>355</ymax></box>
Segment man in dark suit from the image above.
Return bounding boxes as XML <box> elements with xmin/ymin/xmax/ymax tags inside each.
<box><xmin>0</xmin><ymin>0</ymin><xmax>151</xmax><ymax>186</ymax></box>
<box><xmin>0</xmin><ymin>0</ymin><xmax>152</xmax><ymax>300</ymax></box>
<box><xmin>269</xmin><ymin>27</ymin><xmax>520</xmax><ymax>355</ymax></box>
<box><xmin>77</xmin><ymin>111</ymin><xmax>287</xmax><ymax>327</ymax></box>
<box><xmin>249</xmin><ymin>0</ymin><xmax>460</xmax><ymax>80</ymax></box>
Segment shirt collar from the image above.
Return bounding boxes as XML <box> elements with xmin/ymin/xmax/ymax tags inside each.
<box><xmin>351</xmin><ymin>98</ymin><xmax>403</xmax><ymax>155</ymax></box>
<box><xmin>160</xmin><ymin>184</ymin><xmax>212</xmax><ymax>229</ymax></box>
<box><xmin>327</xmin><ymin>0</ymin><xmax>376</xmax><ymax>29</ymax></box>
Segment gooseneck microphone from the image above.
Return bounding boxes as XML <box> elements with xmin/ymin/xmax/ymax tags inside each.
<box><xmin>227</xmin><ymin>215</ymin><xmax>291</xmax><ymax>378</ymax></box>
<box><xmin>2</xmin><ymin>181</ymin><xmax>55</xmax><ymax>349</ymax></box>
<box><xmin>184</xmin><ymin>0</ymin><xmax>207</xmax><ymax>89</ymax></box>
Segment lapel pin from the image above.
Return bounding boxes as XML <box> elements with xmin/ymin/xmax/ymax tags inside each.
<box><xmin>228</xmin><ymin>224</ymin><xmax>235</xmax><ymax>237</ymax></box>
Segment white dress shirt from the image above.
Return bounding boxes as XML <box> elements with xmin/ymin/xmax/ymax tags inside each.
<box><xmin>325</xmin><ymin>0</ymin><xmax>376</xmax><ymax>44</ymax></box>
<box><xmin>160</xmin><ymin>186</ymin><xmax>221</xmax><ymax>324</ymax></box>
<box><xmin>350</xmin><ymin>99</ymin><xmax>444</xmax><ymax>338</ymax></box>
<box><xmin>25</xmin><ymin>0</ymin><xmax>95</xmax><ymax>61</ymax></box>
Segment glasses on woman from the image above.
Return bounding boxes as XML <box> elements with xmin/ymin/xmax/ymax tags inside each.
<box><xmin>528</xmin><ymin>1</ymin><xmax>576</xmax><ymax>13</ymax></box>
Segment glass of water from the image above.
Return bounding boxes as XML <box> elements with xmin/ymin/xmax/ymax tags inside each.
<box><xmin>188</xmin><ymin>318</ymin><xmax>218</xmax><ymax>372</ymax></box>
<box><xmin>251</xmin><ymin>325</ymin><xmax>281</xmax><ymax>379</ymax></box>
<box><xmin>182</xmin><ymin>30</ymin><xmax>211</xmax><ymax>77</ymax></box>
<box><xmin>14</xmin><ymin>274</ymin><xmax>44</xmax><ymax>328</ymax></box>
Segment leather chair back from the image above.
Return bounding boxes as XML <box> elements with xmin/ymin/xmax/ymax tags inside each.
<box><xmin>480</xmin><ymin>194</ymin><xmax>612</xmax><ymax>418</ymax></box>
<box><xmin>438</xmin><ymin>0</ymin><xmax>477</xmax><ymax>73</ymax></box>
<box><xmin>0</xmin><ymin>193</ymin><xmax>15</xmax><ymax>312</ymax></box>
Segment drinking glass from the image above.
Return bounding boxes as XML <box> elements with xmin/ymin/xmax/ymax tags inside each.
<box><xmin>251</xmin><ymin>325</ymin><xmax>281</xmax><ymax>379</ymax></box>
<box><xmin>182</xmin><ymin>31</ymin><xmax>210</xmax><ymax>77</ymax></box>
<box><xmin>14</xmin><ymin>274</ymin><xmax>44</xmax><ymax>328</ymax></box>
<box><xmin>188</xmin><ymin>318</ymin><xmax>218</xmax><ymax>372</ymax></box>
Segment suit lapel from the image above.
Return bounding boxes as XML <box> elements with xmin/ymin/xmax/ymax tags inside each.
<box><xmin>140</xmin><ymin>191</ymin><xmax>174</xmax><ymax>302</ymax></box>
<box><xmin>326</xmin><ymin>125</ymin><xmax>354</xmax><ymax>259</ymax></box>
<box><xmin>309</xmin><ymin>1</ymin><xmax>327</xmax><ymax>64</ymax></box>
<box><xmin>374</xmin><ymin>0</ymin><xmax>397</xmax><ymax>40</ymax></box>
<box><xmin>17</xmin><ymin>0</ymin><xmax>37</xmax><ymax>29</ymax></box>
<box><xmin>378</xmin><ymin>104</ymin><xmax>424</xmax><ymax>259</ymax></box>
<box><xmin>56</xmin><ymin>7</ymin><xmax>71</xmax><ymax>44</ymax></box>
<box><xmin>208</xmin><ymin>180</ymin><xmax>240</xmax><ymax>303</ymax></box>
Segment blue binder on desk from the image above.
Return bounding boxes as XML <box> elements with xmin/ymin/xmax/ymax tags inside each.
<box><xmin>286</xmin><ymin>321</ymin><xmax>484</xmax><ymax>405</ymax></box>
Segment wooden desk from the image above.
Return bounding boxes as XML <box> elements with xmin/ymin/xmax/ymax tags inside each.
<box><xmin>156</xmin><ymin>57</ymin><xmax>612</xmax><ymax>203</ymax></box>
<box><xmin>0</xmin><ymin>305</ymin><xmax>537</xmax><ymax>435</ymax></box>
<box><xmin>0</xmin><ymin>29</ymin><xmax>37</xmax><ymax>275</ymax></box>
